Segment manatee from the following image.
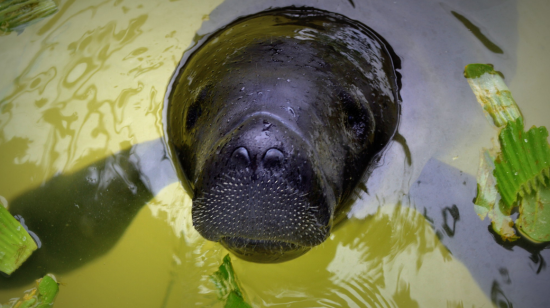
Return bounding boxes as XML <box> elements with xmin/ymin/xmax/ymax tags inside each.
<box><xmin>166</xmin><ymin>7</ymin><xmax>401</xmax><ymax>262</ymax></box>
<box><xmin>1</xmin><ymin>6</ymin><xmax>401</xmax><ymax>287</ymax></box>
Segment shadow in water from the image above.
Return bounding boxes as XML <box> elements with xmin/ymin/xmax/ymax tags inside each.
<box><xmin>0</xmin><ymin>138</ymin><xmax>176</xmax><ymax>288</ymax></box>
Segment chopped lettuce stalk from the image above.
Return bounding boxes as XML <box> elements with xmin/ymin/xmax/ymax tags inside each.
<box><xmin>488</xmin><ymin>200</ymin><xmax>520</xmax><ymax>241</ymax></box>
<box><xmin>464</xmin><ymin>64</ymin><xmax>522</xmax><ymax>127</ymax></box>
<box><xmin>1</xmin><ymin>274</ymin><xmax>59</xmax><ymax>308</ymax></box>
<box><xmin>211</xmin><ymin>254</ymin><xmax>252</xmax><ymax>308</ymax></box>
<box><xmin>474</xmin><ymin>149</ymin><xmax>498</xmax><ymax>219</ymax></box>
<box><xmin>0</xmin><ymin>0</ymin><xmax>58</xmax><ymax>33</ymax></box>
<box><xmin>516</xmin><ymin>185</ymin><xmax>550</xmax><ymax>243</ymax></box>
<box><xmin>0</xmin><ymin>204</ymin><xmax>38</xmax><ymax>275</ymax></box>
<box><xmin>466</xmin><ymin>63</ymin><xmax>550</xmax><ymax>243</ymax></box>
<box><xmin>474</xmin><ymin>150</ymin><xmax>520</xmax><ymax>241</ymax></box>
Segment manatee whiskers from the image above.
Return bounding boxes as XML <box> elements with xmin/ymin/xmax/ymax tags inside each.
<box><xmin>192</xmin><ymin>170</ymin><xmax>328</xmax><ymax>247</ymax></box>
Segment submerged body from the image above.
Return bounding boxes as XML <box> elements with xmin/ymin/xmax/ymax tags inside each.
<box><xmin>167</xmin><ymin>8</ymin><xmax>401</xmax><ymax>262</ymax></box>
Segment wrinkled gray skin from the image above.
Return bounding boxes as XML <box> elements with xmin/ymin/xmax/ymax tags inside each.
<box><xmin>166</xmin><ymin>8</ymin><xmax>400</xmax><ymax>262</ymax></box>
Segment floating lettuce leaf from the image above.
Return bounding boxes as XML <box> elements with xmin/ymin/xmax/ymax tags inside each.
<box><xmin>36</xmin><ymin>275</ymin><xmax>59</xmax><ymax>307</ymax></box>
<box><xmin>516</xmin><ymin>184</ymin><xmax>550</xmax><ymax>243</ymax></box>
<box><xmin>493</xmin><ymin>118</ymin><xmax>550</xmax><ymax>208</ymax></box>
<box><xmin>0</xmin><ymin>204</ymin><xmax>38</xmax><ymax>275</ymax></box>
<box><xmin>464</xmin><ymin>64</ymin><xmax>522</xmax><ymax>127</ymax></box>
<box><xmin>0</xmin><ymin>0</ymin><xmax>58</xmax><ymax>33</ymax></box>
<box><xmin>211</xmin><ymin>254</ymin><xmax>252</xmax><ymax>308</ymax></box>
<box><xmin>466</xmin><ymin>63</ymin><xmax>550</xmax><ymax>242</ymax></box>
<box><xmin>1</xmin><ymin>274</ymin><xmax>59</xmax><ymax>308</ymax></box>
<box><xmin>225</xmin><ymin>292</ymin><xmax>251</xmax><ymax>308</ymax></box>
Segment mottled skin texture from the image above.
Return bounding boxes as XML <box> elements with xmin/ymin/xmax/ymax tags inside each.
<box><xmin>167</xmin><ymin>7</ymin><xmax>401</xmax><ymax>262</ymax></box>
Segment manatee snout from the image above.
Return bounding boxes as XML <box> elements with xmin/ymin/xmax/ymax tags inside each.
<box><xmin>192</xmin><ymin>117</ymin><xmax>332</xmax><ymax>262</ymax></box>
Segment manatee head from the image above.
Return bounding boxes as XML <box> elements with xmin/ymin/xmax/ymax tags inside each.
<box><xmin>166</xmin><ymin>7</ymin><xmax>401</xmax><ymax>262</ymax></box>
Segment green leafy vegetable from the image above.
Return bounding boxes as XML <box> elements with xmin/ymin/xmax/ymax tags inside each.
<box><xmin>36</xmin><ymin>275</ymin><xmax>59</xmax><ymax>307</ymax></box>
<box><xmin>466</xmin><ymin>63</ymin><xmax>550</xmax><ymax>243</ymax></box>
<box><xmin>0</xmin><ymin>0</ymin><xmax>58</xmax><ymax>33</ymax></box>
<box><xmin>516</xmin><ymin>185</ymin><xmax>550</xmax><ymax>243</ymax></box>
<box><xmin>0</xmin><ymin>203</ymin><xmax>38</xmax><ymax>275</ymax></box>
<box><xmin>1</xmin><ymin>274</ymin><xmax>59</xmax><ymax>308</ymax></box>
<box><xmin>474</xmin><ymin>150</ymin><xmax>520</xmax><ymax>241</ymax></box>
<box><xmin>224</xmin><ymin>291</ymin><xmax>251</xmax><ymax>308</ymax></box>
<box><xmin>464</xmin><ymin>63</ymin><xmax>522</xmax><ymax>127</ymax></box>
<box><xmin>211</xmin><ymin>254</ymin><xmax>252</xmax><ymax>308</ymax></box>
<box><xmin>494</xmin><ymin>118</ymin><xmax>550</xmax><ymax>208</ymax></box>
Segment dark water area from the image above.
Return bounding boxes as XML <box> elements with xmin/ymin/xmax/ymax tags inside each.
<box><xmin>0</xmin><ymin>0</ymin><xmax>549</xmax><ymax>307</ymax></box>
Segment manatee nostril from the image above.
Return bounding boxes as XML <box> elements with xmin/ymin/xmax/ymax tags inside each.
<box><xmin>263</xmin><ymin>148</ymin><xmax>284</xmax><ymax>169</ymax></box>
<box><xmin>230</xmin><ymin>147</ymin><xmax>250</xmax><ymax>168</ymax></box>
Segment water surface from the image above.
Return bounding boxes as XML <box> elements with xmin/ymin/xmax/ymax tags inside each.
<box><xmin>0</xmin><ymin>0</ymin><xmax>549</xmax><ymax>307</ymax></box>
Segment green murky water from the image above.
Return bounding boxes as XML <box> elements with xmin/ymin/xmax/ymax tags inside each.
<box><xmin>1</xmin><ymin>0</ymin><xmax>549</xmax><ymax>307</ymax></box>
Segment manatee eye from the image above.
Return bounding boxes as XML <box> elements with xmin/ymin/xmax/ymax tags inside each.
<box><xmin>262</xmin><ymin>148</ymin><xmax>284</xmax><ymax>169</ymax></box>
<box><xmin>186</xmin><ymin>85</ymin><xmax>211</xmax><ymax>130</ymax></box>
<box><xmin>338</xmin><ymin>90</ymin><xmax>371</xmax><ymax>140</ymax></box>
<box><xmin>230</xmin><ymin>147</ymin><xmax>250</xmax><ymax>169</ymax></box>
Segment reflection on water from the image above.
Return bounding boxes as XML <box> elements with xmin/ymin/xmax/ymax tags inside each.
<box><xmin>0</xmin><ymin>0</ymin><xmax>549</xmax><ymax>307</ymax></box>
<box><xmin>0</xmin><ymin>0</ymin><xmax>208</xmax><ymax>201</ymax></box>
<box><xmin>157</xmin><ymin>195</ymin><xmax>491</xmax><ymax>307</ymax></box>
<box><xmin>0</xmin><ymin>0</ymin><xmax>223</xmax><ymax>305</ymax></box>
